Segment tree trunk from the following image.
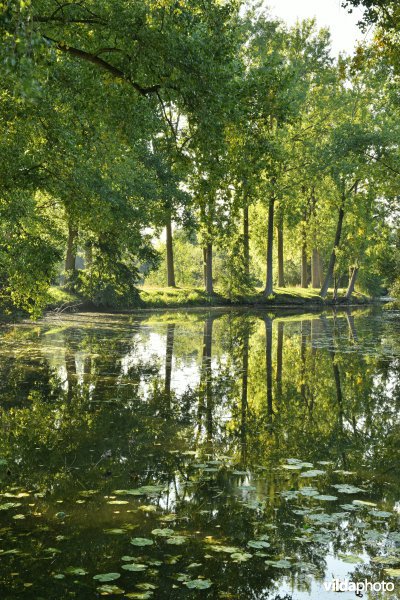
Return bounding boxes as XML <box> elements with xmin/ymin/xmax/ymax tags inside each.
<box><xmin>277</xmin><ymin>216</ymin><xmax>284</xmax><ymax>287</ymax></box>
<box><xmin>165</xmin><ymin>323</ymin><xmax>175</xmax><ymax>396</ymax></box>
<box><xmin>203</xmin><ymin>248</ymin><xmax>207</xmax><ymax>288</ymax></box>
<box><xmin>301</xmin><ymin>240</ymin><xmax>308</xmax><ymax>288</ymax></box>
<box><xmin>85</xmin><ymin>241</ymin><xmax>93</xmax><ymax>268</ymax></box>
<box><xmin>345</xmin><ymin>266</ymin><xmax>359</xmax><ymax>300</ymax></box>
<box><xmin>166</xmin><ymin>218</ymin><xmax>176</xmax><ymax>287</ymax></box>
<box><xmin>205</xmin><ymin>243</ymin><xmax>213</xmax><ymax>295</ymax></box>
<box><xmin>243</xmin><ymin>205</ymin><xmax>250</xmax><ymax>279</ymax></box>
<box><xmin>276</xmin><ymin>321</ymin><xmax>284</xmax><ymax>402</ymax></box>
<box><xmin>65</xmin><ymin>225</ymin><xmax>78</xmax><ymax>273</ymax></box>
<box><xmin>320</xmin><ymin>203</ymin><xmax>345</xmax><ymax>298</ymax></box>
<box><xmin>265</xmin><ymin>316</ymin><xmax>273</xmax><ymax>424</ymax></box>
<box><xmin>202</xmin><ymin>317</ymin><xmax>213</xmax><ymax>444</ymax></box>
<box><xmin>241</xmin><ymin>325</ymin><xmax>249</xmax><ymax>464</ymax></box>
<box><xmin>311</xmin><ymin>248</ymin><xmax>321</xmax><ymax>289</ymax></box>
<box><xmin>264</xmin><ymin>196</ymin><xmax>275</xmax><ymax>297</ymax></box>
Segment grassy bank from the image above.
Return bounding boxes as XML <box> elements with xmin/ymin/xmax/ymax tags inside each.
<box><xmin>45</xmin><ymin>285</ymin><xmax>370</xmax><ymax>313</ymax></box>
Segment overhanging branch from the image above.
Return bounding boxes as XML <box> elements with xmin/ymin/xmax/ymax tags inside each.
<box><xmin>43</xmin><ymin>36</ymin><xmax>160</xmax><ymax>96</ymax></box>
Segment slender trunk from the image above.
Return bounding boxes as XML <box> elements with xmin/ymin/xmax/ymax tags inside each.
<box><xmin>276</xmin><ymin>321</ymin><xmax>284</xmax><ymax>402</ymax></box>
<box><xmin>345</xmin><ymin>266</ymin><xmax>359</xmax><ymax>300</ymax></box>
<box><xmin>300</xmin><ymin>320</ymin><xmax>308</xmax><ymax>402</ymax></box>
<box><xmin>241</xmin><ymin>326</ymin><xmax>249</xmax><ymax>464</ymax></box>
<box><xmin>345</xmin><ymin>311</ymin><xmax>359</xmax><ymax>344</ymax></box>
<box><xmin>84</xmin><ymin>241</ymin><xmax>93</xmax><ymax>268</ymax></box>
<box><xmin>277</xmin><ymin>216</ymin><xmax>284</xmax><ymax>287</ymax></box>
<box><xmin>202</xmin><ymin>317</ymin><xmax>213</xmax><ymax>443</ymax></box>
<box><xmin>166</xmin><ymin>218</ymin><xmax>176</xmax><ymax>287</ymax></box>
<box><xmin>65</xmin><ymin>225</ymin><xmax>78</xmax><ymax>273</ymax></box>
<box><xmin>165</xmin><ymin>323</ymin><xmax>175</xmax><ymax>397</ymax></box>
<box><xmin>265</xmin><ymin>316</ymin><xmax>273</xmax><ymax>423</ymax></box>
<box><xmin>202</xmin><ymin>248</ymin><xmax>207</xmax><ymax>288</ymax></box>
<box><xmin>264</xmin><ymin>196</ymin><xmax>275</xmax><ymax>296</ymax></box>
<box><xmin>65</xmin><ymin>341</ymin><xmax>76</xmax><ymax>402</ymax></box>
<box><xmin>312</xmin><ymin>248</ymin><xmax>321</xmax><ymax>289</ymax></box>
<box><xmin>301</xmin><ymin>239</ymin><xmax>308</xmax><ymax>288</ymax></box>
<box><xmin>205</xmin><ymin>243</ymin><xmax>213</xmax><ymax>295</ymax></box>
<box><xmin>243</xmin><ymin>206</ymin><xmax>250</xmax><ymax>279</ymax></box>
<box><xmin>320</xmin><ymin>202</ymin><xmax>345</xmax><ymax>298</ymax></box>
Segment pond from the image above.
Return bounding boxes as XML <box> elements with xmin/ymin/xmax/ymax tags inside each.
<box><xmin>0</xmin><ymin>307</ymin><xmax>399</xmax><ymax>599</ymax></box>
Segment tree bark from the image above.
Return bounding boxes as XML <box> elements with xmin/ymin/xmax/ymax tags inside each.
<box><xmin>320</xmin><ymin>202</ymin><xmax>345</xmax><ymax>298</ymax></box>
<box><xmin>84</xmin><ymin>241</ymin><xmax>93</xmax><ymax>268</ymax></box>
<box><xmin>241</xmin><ymin>325</ymin><xmax>249</xmax><ymax>464</ymax></box>
<box><xmin>205</xmin><ymin>243</ymin><xmax>213</xmax><ymax>295</ymax></box>
<box><xmin>311</xmin><ymin>248</ymin><xmax>321</xmax><ymax>288</ymax></box>
<box><xmin>264</xmin><ymin>196</ymin><xmax>275</xmax><ymax>296</ymax></box>
<box><xmin>165</xmin><ymin>323</ymin><xmax>175</xmax><ymax>396</ymax></box>
<box><xmin>265</xmin><ymin>316</ymin><xmax>273</xmax><ymax>423</ymax></box>
<box><xmin>202</xmin><ymin>317</ymin><xmax>213</xmax><ymax>444</ymax></box>
<box><xmin>345</xmin><ymin>266</ymin><xmax>359</xmax><ymax>300</ymax></box>
<box><xmin>202</xmin><ymin>248</ymin><xmax>207</xmax><ymax>288</ymax></box>
<box><xmin>166</xmin><ymin>218</ymin><xmax>176</xmax><ymax>287</ymax></box>
<box><xmin>301</xmin><ymin>239</ymin><xmax>308</xmax><ymax>288</ymax></box>
<box><xmin>65</xmin><ymin>225</ymin><xmax>78</xmax><ymax>273</ymax></box>
<box><xmin>276</xmin><ymin>321</ymin><xmax>284</xmax><ymax>402</ymax></box>
<box><xmin>243</xmin><ymin>205</ymin><xmax>250</xmax><ymax>279</ymax></box>
<box><xmin>277</xmin><ymin>216</ymin><xmax>284</xmax><ymax>287</ymax></box>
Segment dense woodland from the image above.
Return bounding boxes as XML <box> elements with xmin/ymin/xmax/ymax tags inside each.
<box><xmin>1</xmin><ymin>0</ymin><xmax>400</xmax><ymax>316</ymax></box>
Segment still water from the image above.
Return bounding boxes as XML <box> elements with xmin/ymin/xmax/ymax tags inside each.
<box><xmin>0</xmin><ymin>307</ymin><xmax>399</xmax><ymax>599</ymax></box>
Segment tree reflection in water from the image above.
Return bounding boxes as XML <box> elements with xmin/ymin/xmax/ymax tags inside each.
<box><xmin>0</xmin><ymin>308</ymin><xmax>399</xmax><ymax>599</ymax></box>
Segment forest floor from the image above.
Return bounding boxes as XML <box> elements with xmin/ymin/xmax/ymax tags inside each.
<box><xmin>45</xmin><ymin>285</ymin><xmax>371</xmax><ymax>312</ymax></box>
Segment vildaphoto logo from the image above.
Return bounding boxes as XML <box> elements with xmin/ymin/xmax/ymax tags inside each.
<box><xmin>323</xmin><ymin>578</ymin><xmax>395</xmax><ymax>596</ymax></box>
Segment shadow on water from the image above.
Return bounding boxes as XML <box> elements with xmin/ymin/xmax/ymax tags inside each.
<box><xmin>0</xmin><ymin>306</ymin><xmax>399</xmax><ymax>598</ymax></box>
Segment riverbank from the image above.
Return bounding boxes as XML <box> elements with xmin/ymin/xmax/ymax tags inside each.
<box><xmin>44</xmin><ymin>285</ymin><xmax>372</xmax><ymax>313</ymax></box>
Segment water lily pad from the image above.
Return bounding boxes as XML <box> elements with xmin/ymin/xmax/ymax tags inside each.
<box><xmin>166</xmin><ymin>536</ymin><xmax>187</xmax><ymax>545</ymax></box>
<box><xmin>93</xmin><ymin>573</ymin><xmax>121</xmax><ymax>582</ymax></box>
<box><xmin>208</xmin><ymin>545</ymin><xmax>241</xmax><ymax>554</ymax></box>
<box><xmin>247</xmin><ymin>540</ymin><xmax>270</xmax><ymax>549</ymax></box>
<box><xmin>0</xmin><ymin>503</ymin><xmax>22</xmax><ymax>510</ymax></box>
<box><xmin>114</xmin><ymin>486</ymin><xmax>164</xmax><ymax>496</ymax></box>
<box><xmin>139</xmin><ymin>505</ymin><xmax>157</xmax><ymax>512</ymax></box>
<box><xmin>65</xmin><ymin>567</ymin><xmax>88</xmax><ymax>576</ymax></box>
<box><xmin>130</xmin><ymin>538</ymin><xmax>154</xmax><ymax>547</ymax></box>
<box><xmin>371</xmin><ymin>556</ymin><xmax>400</xmax><ymax>566</ymax></box>
<box><xmin>97</xmin><ymin>584</ymin><xmax>125</xmax><ymax>595</ymax></box>
<box><xmin>265</xmin><ymin>559</ymin><xmax>291</xmax><ymax>569</ymax></box>
<box><xmin>125</xmin><ymin>593</ymin><xmax>153</xmax><ymax>599</ymax></box>
<box><xmin>299</xmin><ymin>487</ymin><xmax>319</xmax><ymax>497</ymax></box>
<box><xmin>332</xmin><ymin>484</ymin><xmax>363</xmax><ymax>494</ymax></box>
<box><xmin>384</xmin><ymin>568</ymin><xmax>400</xmax><ymax>577</ymax></box>
<box><xmin>151</xmin><ymin>528</ymin><xmax>174</xmax><ymax>537</ymax></box>
<box><xmin>314</xmin><ymin>495</ymin><xmax>338</xmax><ymax>501</ymax></box>
<box><xmin>107</xmin><ymin>500</ymin><xmax>129</xmax><ymax>505</ymax></box>
<box><xmin>353</xmin><ymin>500</ymin><xmax>377</xmax><ymax>507</ymax></box>
<box><xmin>104</xmin><ymin>529</ymin><xmax>126</xmax><ymax>535</ymax></box>
<box><xmin>338</xmin><ymin>553</ymin><xmax>364</xmax><ymax>564</ymax></box>
<box><xmin>300</xmin><ymin>470</ymin><xmax>325</xmax><ymax>478</ymax></box>
<box><xmin>184</xmin><ymin>579</ymin><xmax>213</xmax><ymax>590</ymax></box>
<box><xmin>231</xmin><ymin>552</ymin><xmax>252</xmax><ymax>562</ymax></box>
<box><xmin>369</xmin><ymin>510</ymin><xmax>392</xmax><ymax>518</ymax></box>
<box><xmin>122</xmin><ymin>564</ymin><xmax>147</xmax><ymax>572</ymax></box>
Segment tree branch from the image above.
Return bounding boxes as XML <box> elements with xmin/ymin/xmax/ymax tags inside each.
<box><xmin>43</xmin><ymin>36</ymin><xmax>160</xmax><ymax>96</ymax></box>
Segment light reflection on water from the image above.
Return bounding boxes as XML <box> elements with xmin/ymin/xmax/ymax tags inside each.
<box><xmin>0</xmin><ymin>307</ymin><xmax>399</xmax><ymax>599</ymax></box>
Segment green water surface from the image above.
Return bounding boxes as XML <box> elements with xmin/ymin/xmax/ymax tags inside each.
<box><xmin>0</xmin><ymin>308</ymin><xmax>399</xmax><ymax>599</ymax></box>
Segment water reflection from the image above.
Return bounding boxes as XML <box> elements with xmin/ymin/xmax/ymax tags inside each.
<box><xmin>0</xmin><ymin>308</ymin><xmax>399</xmax><ymax>599</ymax></box>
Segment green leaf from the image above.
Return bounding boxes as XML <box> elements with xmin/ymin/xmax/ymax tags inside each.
<box><xmin>130</xmin><ymin>538</ymin><xmax>154</xmax><ymax>547</ymax></box>
<box><xmin>93</xmin><ymin>573</ymin><xmax>121</xmax><ymax>582</ymax></box>
<box><xmin>184</xmin><ymin>579</ymin><xmax>213</xmax><ymax>589</ymax></box>
<box><xmin>122</xmin><ymin>564</ymin><xmax>147</xmax><ymax>572</ymax></box>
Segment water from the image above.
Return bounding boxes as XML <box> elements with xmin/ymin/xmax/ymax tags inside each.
<box><xmin>0</xmin><ymin>307</ymin><xmax>399</xmax><ymax>599</ymax></box>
